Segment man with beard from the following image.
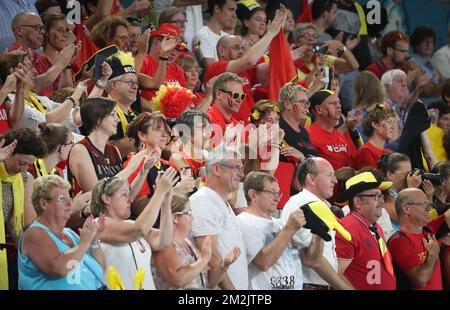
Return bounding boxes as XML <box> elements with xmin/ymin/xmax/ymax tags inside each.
<box><xmin>365</xmin><ymin>31</ymin><xmax>411</xmax><ymax>80</ymax></box>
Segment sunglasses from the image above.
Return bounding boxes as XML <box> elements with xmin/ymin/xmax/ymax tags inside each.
<box><xmin>219</xmin><ymin>89</ymin><xmax>247</xmax><ymax>100</ymax></box>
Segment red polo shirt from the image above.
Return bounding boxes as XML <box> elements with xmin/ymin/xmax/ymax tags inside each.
<box><xmin>140</xmin><ymin>54</ymin><xmax>186</xmax><ymax>101</ymax></box>
<box><xmin>306</xmin><ymin>122</ymin><xmax>355</xmax><ymax>171</ymax></box>
<box><xmin>365</xmin><ymin>59</ymin><xmax>408</xmax><ymax>80</ymax></box>
<box><xmin>204</xmin><ymin>60</ymin><xmax>256</xmax><ymax>123</ymax></box>
<box><xmin>335</xmin><ymin>211</ymin><xmax>397</xmax><ymax>290</ymax></box>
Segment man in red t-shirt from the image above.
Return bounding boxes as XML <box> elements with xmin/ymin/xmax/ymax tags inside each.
<box><xmin>335</xmin><ymin>172</ymin><xmax>397</xmax><ymax>290</ymax></box>
<box><xmin>307</xmin><ymin>89</ymin><xmax>355</xmax><ymax>171</ymax></box>
<box><xmin>7</xmin><ymin>12</ymin><xmax>75</xmax><ymax>96</ymax></box>
<box><xmin>204</xmin><ymin>9</ymin><xmax>287</xmax><ymax>122</ymax></box>
<box><xmin>388</xmin><ymin>188</ymin><xmax>450</xmax><ymax>290</ymax></box>
<box><xmin>365</xmin><ymin>31</ymin><xmax>410</xmax><ymax>80</ymax></box>
<box><xmin>140</xmin><ymin>23</ymin><xmax>186</xmax><ymax>111</ymax></box>
<box><xmin>206</xmin><ymin>72</ymin><xmax>245</xmax><ymax>142</ymax></box>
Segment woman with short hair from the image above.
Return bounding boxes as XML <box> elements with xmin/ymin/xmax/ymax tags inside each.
<box><xmin>18</xmin><ymin>175</ymin><xmax>106</xmax><ymax>290</ymax></box>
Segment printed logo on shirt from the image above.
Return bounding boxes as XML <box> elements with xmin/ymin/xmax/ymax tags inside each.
<box><xmin>242</xmin><ymin>78</ymin><xmax>250</xmax><ymax>87</ymax></box>
<box><xmin>326</xmin><ymin>144</ymin><xmax>348</xmax><ymax>153</ymax></box>
<box><xmin>418</xmin><ymin>251</ymin><xmax>427</xmax><ymax>264</ymax></box>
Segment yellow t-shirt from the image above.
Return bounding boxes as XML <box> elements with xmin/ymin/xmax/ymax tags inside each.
<box><xmin>296</xmin><ymin>55</ymin><xmax>337</xmax><ymax>82</ymax></box>
<box><xmin>427</xmin><ymin>123</ymin><xmax>447</xmax><ymax>161</ymax></box>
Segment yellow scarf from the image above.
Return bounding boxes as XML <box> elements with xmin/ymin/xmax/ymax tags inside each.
<box><xmin>25</xmin><ymin>91</ymin><xmax>48</xmax><ymax>114</ymax></box>
<box><xmin>115</xmin><ymin>104</ymin><xmax>136</xmax><ymax>136</ymax></box>
<box><xmin>0</xmin><ymin>162</ymin><xmax>25</xmax><ymax>290</ymax></box>
<box><xmin>34</xmin><ymin>158</ymin><xmax>55</xmax><ymax>177</ymax></box>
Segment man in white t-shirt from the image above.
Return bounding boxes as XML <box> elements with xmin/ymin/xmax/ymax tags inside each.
<box><xmin>192</xmin><ymin>0</ymin><xmax>237</xmax><ymax>69</ymax></box>
<box><xmin>431</xmin><ymin>25</ymin><xmax>450</xmax><ymax>79</ymax></box>
<box><xmin>190</xmin><ymin>146</ymin><xmax>248</xmax><ymax>289</ymax></box>
<box><xmin>238</xmin><ymin>171</ymin><xmax>321</xmax><ymax>290</ymax></box>
<box><xmin>279</xmin><ymin>157</ymin><xmax>353</xmax><ymax>290</ymax></box>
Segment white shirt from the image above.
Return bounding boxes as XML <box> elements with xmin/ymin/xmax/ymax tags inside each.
<box><xmin>238</xmin><ymin>212</ymin><xmax>303</xmax><ymax>290</ymax></box>
<box><xmin>279</xmin><ymin>188</ymin><xmax>338</xmax><ymax>286</ymax></box>
<box><xmin>192</xmin><ymin>26</ymin><xmax>227</xmax><ymax>61</ymax></box>
<box><xmin>8</xmin><ymin>93</ymin><xmax>82</xmax><ymax>138</ymax></box>
<box><xmin>234</xmin><ymin>182</ymin><xmax>248</xmax><ymax>209</ymax></box>
<box><xmin>153</xmin><ymin>0</ymin><xmax>202</xmax><ymax>51</ymax></box>
<box><xmin>432</xmin><ymin>45</ymin><xmax>450</xmax><ymax>79</ymax></box>
<box><xmin>101</xmin><ymin>236</ymin><xmax>156</xmax><ymax>290</ymax></box>
<box><xmin>190</xmin><ymin>186</ymin><xmax>249</xmax><ymax>290</ymax></box>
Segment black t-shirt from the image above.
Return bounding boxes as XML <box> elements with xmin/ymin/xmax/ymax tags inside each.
<box><xmin>279</xmin><ymin>116</ymin><xmax>318</xmax><ymax>161</ymax></box>
<box><xmin>327</xmin><ymin>1</ymin><xmax>372</xmax><ymax>69</ymax></box>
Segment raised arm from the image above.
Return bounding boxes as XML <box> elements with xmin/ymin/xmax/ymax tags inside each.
<box><xmin>99</xmin><ymin>167</ymin><xmax>178</xmax><ymax>244</ymax></box>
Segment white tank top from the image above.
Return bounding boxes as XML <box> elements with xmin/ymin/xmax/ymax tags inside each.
<box><xmin>101</xmin><ymin>238</ymin><xmax>156</xmax><ymax>290</ymax></box>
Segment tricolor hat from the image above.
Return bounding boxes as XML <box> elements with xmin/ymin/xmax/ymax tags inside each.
<box><xmin>105</xmin><ymin>51</ymin><xmax>136</xmax><ymax>80</ymax></box>
<box><xmin>237</xmin><ymin>0</ymin><xmax>264</xmax><ymax>21</ymax></box>
<box><xmin>336</xmin><ymin>172</ymin><xmax>393</xmax><ymax>204</ymax></box>
<box><xmin>73</xmin><ymin>45</ymin><xmax>119</xmax><ymax>81</ymax></box>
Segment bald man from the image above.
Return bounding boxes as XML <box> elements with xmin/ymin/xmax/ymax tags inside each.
<box><xmin>388</xmin><ymin>188</ymin><xmax>450</xmax><ymax>290</ymax></box>
<box><xmin>0</xmin><ymin>1</ymin><xmax>38</xmax><ymax>52</ymax></box>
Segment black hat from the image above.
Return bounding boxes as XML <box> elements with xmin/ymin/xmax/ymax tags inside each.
<box><xmin>335</xmin><ymin>172</ymin><xmax>393</xmax><ymax>204</ymax></box>
<box><xmin>309</xmin><ymin>89</ymin><xmax>336</xmax><ymax>110</ymax></box>
<box><xmin>105</xmin><ymin>51</ymin><xmax>136</xmax><ymax>80</ymax></box>
<box><xmin>236</xmin><ymin>0</ymin><xmax>264</xmax><ymax>22</ymax></box>
<box><xmin>73</xmin><ymin>45</ymin><xmax>119</xmax><ymax>81</ymax></box>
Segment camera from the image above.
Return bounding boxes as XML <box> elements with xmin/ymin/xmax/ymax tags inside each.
<box><xmin>410</xmin><ymin>169</ymin><xmax>441</xmax><ymax>185</ymax></box>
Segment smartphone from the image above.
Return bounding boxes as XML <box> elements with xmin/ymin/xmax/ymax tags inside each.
<box><xmin>93</xmin><ymin>54</ymin><xmax>106</xmax><ymax>81</ymax></box>
<box><xmin>312</xmin><ymin>42</ymin><xmax>328</xmax><ymax>54</ymax></box>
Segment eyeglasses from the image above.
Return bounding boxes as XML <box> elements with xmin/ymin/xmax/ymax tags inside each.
<box><xmin>169</xmin><ymin>20</ymin><xmax>188</xmax><ymax>27</ymax></box>
<box><xmin>392</xmin><ymin>47</ymin><xmax>409</xmax><ymax>54</ymax></box>
<box><xmin>63</xmin><ymin>140</ymin><xmax>75</xmax><ymax>147</ymax></box>
<box><xmin>226</xmin><ymin>44</ymin><xmax>244</xmax><ymax>51</ymax></box>
<box><xmin>117</xmin><ymin>79</ymin><xmax>139</xmax><ymax>88</ymax></box>
<box><xmin>290</xmin><ymin>99</ymin><xmax>310</xmax><ymax>108</ymax></box>
<box><xmin>217</xmin><ymin>162</ymin><xmax>244</xmax><ymax>173</ymax></box>
<box><xmin>405</xmin><ymin>201</ymin><xmax>434</xmax><ymax>209</ymax></box>
<box><xmin>48</xmin><ymin>195</ymin><xmax>72</xmax><ymax>203</ymax></box>
<box><xmin>356</xmin><ymin>193</ymin><xmax>385</xmax><ymax>201</ymax></box>
<box><xmin>219</xmin><ymin>89</ymin><xmax>247</xmax><ymax>100</ymax></box>
<box><xmin>255</xmin><ymin>189</ymin><xmax>283</xmax><ymax>200</ymax></box>
<box><xmin>114</xmin><ymin>35</ymin><xmax>129</xmax><ymax>42</ymax></box>
<box><xmin>299</xmin><ymin>33</ymin><xmax>318</xmax><ymax>41</ymax></box>
<box><xmin>21</xmin><ymin>24</ymin><xmax>45</xmax><ymax>32</ymax></box>
<box><xmin>174</xmin><ymin>210</ymin><xmax>193</xmax><ymax>216</ymax></box>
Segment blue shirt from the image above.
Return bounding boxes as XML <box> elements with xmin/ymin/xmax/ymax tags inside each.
<box><xmin>410</xmin><ymin>53</ymin><xmax>441</xmax><ymax>106</ymax></box>
<box><xmin>18</xmin><ymin>221</ymin><xmax>104</xmax><ymax>290</ymax></box>
<box><xmin>0</xmin><ymin>0</ymin><xmax>38</xmax><ymax>53</ymax></box>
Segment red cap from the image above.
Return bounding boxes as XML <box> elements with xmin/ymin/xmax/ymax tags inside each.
<box><xmin>150</xmin><ymin>23</ymin><xmax>181</xmax><ymax>38</ymax></box>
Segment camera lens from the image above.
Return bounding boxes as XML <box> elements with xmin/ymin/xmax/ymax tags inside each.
<box><xmin>422</xmin><ymin>172</ymin><xmax>441</xmax><ymax>185</ymax></box>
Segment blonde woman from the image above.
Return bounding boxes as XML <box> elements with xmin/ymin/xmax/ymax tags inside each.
<box><xmin>152</xmin><ymin>194</ymin><xmax>240</xmax><ymax>289</ymax></box>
